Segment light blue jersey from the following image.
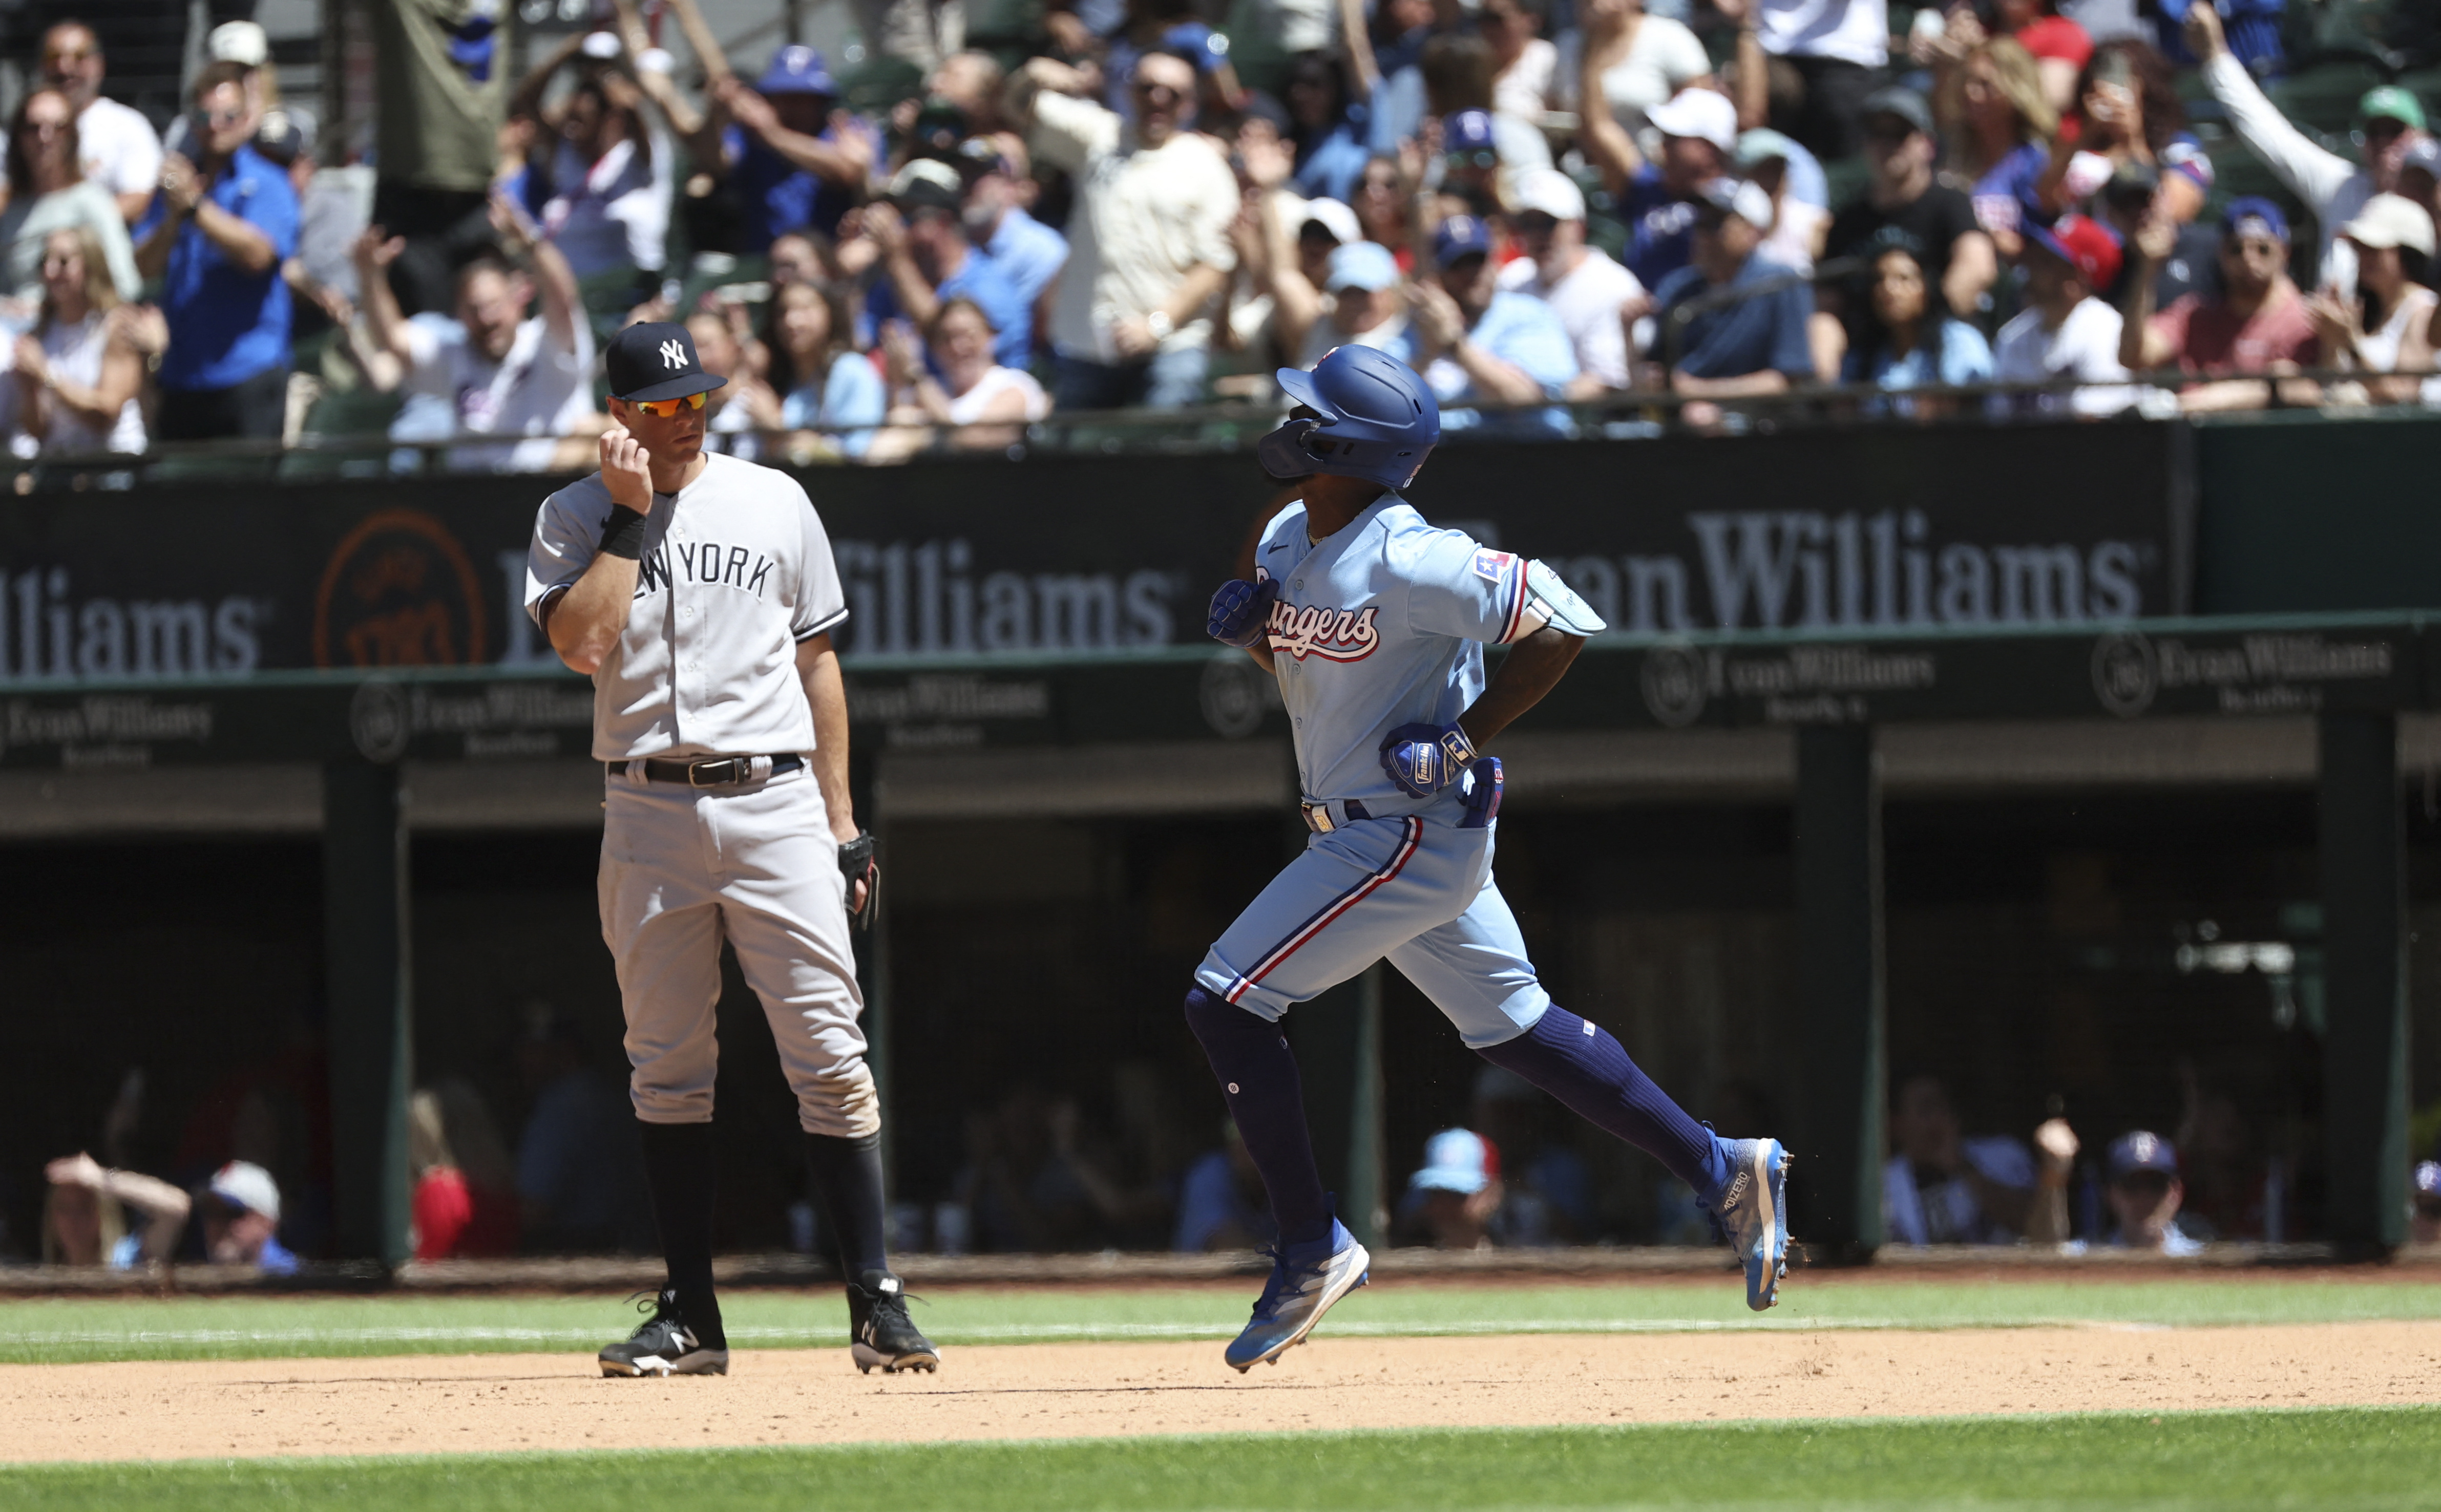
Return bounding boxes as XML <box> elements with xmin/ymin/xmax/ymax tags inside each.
<box><xmin>1254</xmin><ymin>493</ymin><xmax>1536</xmax><ymax>811</ymax></box>
<box><xmin>1196</xmin><ymin>491</ymin><xmax>1595</xmax><ymax>1047</ymax></box>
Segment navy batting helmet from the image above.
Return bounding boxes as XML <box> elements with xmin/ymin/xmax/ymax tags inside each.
<box><xmin>1258</xmin><ymin>345</ymin><xmax>1440</xmax><ymax>494</ymax></box>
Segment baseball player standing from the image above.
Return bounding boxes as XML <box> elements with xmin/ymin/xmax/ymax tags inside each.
<box><xmin>1191</xmin><ymin>345</ymin><xmax>1792</xmax><ymax>1371</ymax></box>
<box><xmin>526</xmin><ymin>321</ymin><xmax>938</xmax><ymax>1378</ymax></box>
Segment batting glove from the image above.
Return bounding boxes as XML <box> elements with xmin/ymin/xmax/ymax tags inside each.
<box><xmin>1207</xmin><ymin>578</ymin><xmax>1280</xmax><ymax>649</ymax></box>
<box><xmin>1379</xmin><ymin>721</ymin><xmax>1480</xmax><ymax>799</ymax></box>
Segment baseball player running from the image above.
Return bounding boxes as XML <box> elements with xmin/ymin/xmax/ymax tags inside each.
<box><xmin>1191</xmin><ymin>345</ymin><xmax>1791</xmax><ymax>1372</ymax></box>
<box><xmin>526</xmin><ymin>321</ymin><xmax>938</xmax><ymax>1378</ymax></box>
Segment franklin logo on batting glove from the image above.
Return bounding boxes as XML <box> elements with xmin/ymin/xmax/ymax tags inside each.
<box><xmin>1378</xmin><ymin>720</ymin><xmax>1477</xmax><ymax>797</ymax></box>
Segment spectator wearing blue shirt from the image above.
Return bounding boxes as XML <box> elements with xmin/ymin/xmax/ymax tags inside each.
<box><xmin>1284</xmin><ymin>53</ymin><xmax>1370</xmax><ymax>206</ymax></box>
<box><xmin>703</xmin><ymin>47</ymin><xmax>876</xmax><ymax>252</ymax></box>
<box><xmin>756</xmin><ymin>280</ymin><xmax>887</xmax><ymax>459</ymax></box>
<box><xmin>1393</xmin><ymin>213</ymin><xmax>1578</xmax><ymax>435</ymax></box>
<box><xmin>134</xmin><ymin>61</ymin><xmax>298</xmax><ymax>441</ymax></box>
<box><xmin>1841</xmin><ymin>234</ymin><xmax>1995</xmax><ymax>413</ymax></box>
<box><xmin>1648</xmin><ymin>178</ymin><xmax>1816</xmax><ymax>397</ymax></box>
<box><xmin>957</xmin><ymin>137</ymin><xmax>1069</xmax><ymax>323</ymax></box>
<box><xmin>1603</xmin><ymin>86</ymin><xmax>1736</xmax><ymax>290</ymax></box>
<box><xmin>859</xmin><ymin>158</ymin><xmax>1033</xmax><ymax>368</ymax></box>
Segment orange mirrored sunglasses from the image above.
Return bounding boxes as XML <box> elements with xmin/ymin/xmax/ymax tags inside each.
<box><xmin>628</xmin><ymin>391</ymin><xmax>707</xmax><ymax>418</ymax></box>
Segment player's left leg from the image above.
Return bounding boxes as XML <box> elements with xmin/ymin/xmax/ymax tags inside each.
<box><xmin>1388</xmin><ymin>879</ymin><xmax>1793</xmax><ymax>1310</ymax></box>
<box><xmin>706</xmin><ymin>771</ymin><xmax>938</xmax><ymax>1373</ymax></box>
<box><xmin>1187</xmin><ymin>817</ymin><xmax>1485</xmax><ymax>1368</ymax></box>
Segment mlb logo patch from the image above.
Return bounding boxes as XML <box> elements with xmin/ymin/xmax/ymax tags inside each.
<box><xmin>1472</xmin><ymin>549</ymin><xmax>1514</xmax><ymax>583</ymax></box>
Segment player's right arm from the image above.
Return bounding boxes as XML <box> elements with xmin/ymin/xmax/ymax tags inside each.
<box><xmin>544</xmin><ymin>430</ymin><xmax>653</xmax><ymax>675</ymax></box>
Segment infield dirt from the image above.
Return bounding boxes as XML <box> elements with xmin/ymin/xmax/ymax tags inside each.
<box><xmin>12</xmin><ymin>1322</ymin><xmax>2441</xmax><ymax>1464</ymax></box>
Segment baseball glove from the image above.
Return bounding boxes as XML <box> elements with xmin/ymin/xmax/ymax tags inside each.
<box><xmin>838</xmin><ymin>832</ymin><xmax>880</xmax><ymax>931</ymax></box>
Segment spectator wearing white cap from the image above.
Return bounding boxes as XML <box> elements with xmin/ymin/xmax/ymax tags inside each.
<box><xmin>205</xmin><ymin>1159</ymin><xmax>301</xmax><ymax>1273</ymax></box>
<box><xmin>1298</xmin><ymin>240</ymin><xmax>1409</xmax><ymax>366</ymax></box>
<box><xmin>1004</xmin><ymin>48</ymin><xmax>1239</xmax><ymax>409</ymax></box>
<box><xmin>2413</xmin><ymin>1161</ymin><xmax>2441</xmax><ymax>1245</ymax></box>
<box><xmin>1608</xmin><ymin>86</ymin><xmax>1737</xmax><ymax>291</ymax></box>
<box><xmin>1735</xmin><ymin>128</ymin><xmax>1829</xmax><ymax>274</ymax></box>
<box><xmin>1394</xmin><ymin>212</ymin><xmax>1577</xmax><ymax>433</ymax></box>
<box><xmin>1646</xmin><ymin>178</ymin><xmax>1814</xmax><ymax>397</ymax></box>
<box><xmin>36</xmin><ymin>22</ymin><xmax>161</xmax><ymax>225</ymax></box>
<box><xmin>1394</xmin><ymin>1128</ymin><xmax>1504</xmax><ymax>1249</ymax></box>
<box><xmin>2307</xmin><ymin>194</ymin><xmax>2438</xmax><ymax>408</ymax></box>
<box><xmin>1262</xmin><ymin>197</ymin><xmax>1369</xmax><ymax>367</ymax></box>
<box><xmin>1498</xmin><ymin>167</ymin><xmax>1647</xmax><ymax>395</ymax></box>
<box><xmin>162</xmin><ymin>22</ymin><xmax>319</xmax><ymax>173</ymax></box>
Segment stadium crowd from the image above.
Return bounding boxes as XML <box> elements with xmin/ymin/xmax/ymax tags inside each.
<box><xmin>2</xmin><ymin>0</ymin><xmax>2439</xmax><ymax>467</ymax></box>
<box><xmin>45</xmin><ymin>1022</ymin><xmax>2441</xmax><ymax>1265</ymax></box>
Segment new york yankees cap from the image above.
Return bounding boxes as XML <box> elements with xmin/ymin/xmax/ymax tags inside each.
<box><xmin>604</xmin><ymin>320</ymin><xmax>728</xmax><ymax>403</ymax></box>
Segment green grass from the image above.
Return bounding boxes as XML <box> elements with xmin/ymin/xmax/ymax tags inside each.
<box><xmin>6</xmin><ymin>1409</ymin><xmax>2438</xmax><ymax>1510</ymax></box>
<box><xmin>4</xmin><ymin>1274</ymin><xmax>2440</xmax><ymax>1364</ymax></box>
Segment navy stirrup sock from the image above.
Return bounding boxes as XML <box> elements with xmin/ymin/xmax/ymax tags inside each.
<box><xmin>637</xmin><ymin>1120</ymin><xmax>726</xmax><ymax>1347</ymax></box>
<box><xmin>1183</xmin><ymin>986</ymin><xmax>1333</xmax><ymax>1246</ymax></box>
<box><xmin>1476</xmin><ymin>1006</ymin><xmax>1731</xmax><ymax>1199</ymax></box>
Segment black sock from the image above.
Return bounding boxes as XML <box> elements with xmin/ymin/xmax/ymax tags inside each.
<box><xmin>1183</xmin><ymin>985</ymin><xmax>1332</xmax><ymax>1247</ymax></box>
<box><xmin>637</xmin><ymin>1120</ymin><xmax>725</xmax><ymax>1348</ymax></box>
<box><xmin>805</xmin><ymin>1131</ymin><xmax>891</xmax><ymax>1283</ymax></box>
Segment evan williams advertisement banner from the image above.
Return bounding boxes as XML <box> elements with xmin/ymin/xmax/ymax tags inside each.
<box><xmin>0</xmin><ymin>424</ymin><xmax>2184</xmax><ymax>683</ymax></box>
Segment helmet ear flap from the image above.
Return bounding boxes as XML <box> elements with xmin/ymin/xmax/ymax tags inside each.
<box><xmin>1257</xmin><ymin>416</ymin><xmax>1328</xmax><ymax>481</ymax></box>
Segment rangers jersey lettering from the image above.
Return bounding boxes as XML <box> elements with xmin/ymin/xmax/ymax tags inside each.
<box><xmin>1264</xmin><ymin>602</ymin><xmax>1382</xmax><ymax>662</ymax></box>
<box><xmin>1254</xmin><ymin>493</ymin><xmax>1535</xmax><ymax>807</ymax></box>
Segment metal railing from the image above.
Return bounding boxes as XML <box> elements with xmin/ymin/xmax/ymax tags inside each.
<box><xmin>3</xmin><ymin>365</ymin><xmax>2433</xmax><ymax>493</ymax></box>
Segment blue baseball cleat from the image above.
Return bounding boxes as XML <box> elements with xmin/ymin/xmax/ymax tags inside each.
<box><xmin>1225</xmin><ymin>1220</ymin><xmax>1371</xmax><ymax>1372</ymax></box>
<box><xmin>1709</xmin><ymin>1138</ymin><xmax>1792</xmax><ymax>1311</ymax></box>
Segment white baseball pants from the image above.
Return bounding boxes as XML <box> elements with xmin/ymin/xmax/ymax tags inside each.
<box><xmin>599</xmin><ymin>764</ymin><xmax>879</xmax><ymax>1138</ymax></box>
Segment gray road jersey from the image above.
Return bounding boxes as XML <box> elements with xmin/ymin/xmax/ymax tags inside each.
<box><xmin>524</xmin><ymin>451</ymin><xmax>850</xmax><ymax>761</ymax></box>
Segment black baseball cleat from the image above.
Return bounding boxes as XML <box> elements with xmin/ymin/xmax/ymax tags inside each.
<box><xmin>599</xmin><ymin>1288</ymin><xmax>730</xmax><ymax>1377</ymax></box>
<box><xmin>847</xmin><ymin>1270</ymin><xmax>940</xmax><ymax>1374</ymax></box>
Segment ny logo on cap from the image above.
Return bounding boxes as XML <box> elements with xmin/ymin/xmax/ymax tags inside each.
<box><xmin>659</xmin><ymin>339</ymin><xmax>688</xmax><ymax>371</ymax></box>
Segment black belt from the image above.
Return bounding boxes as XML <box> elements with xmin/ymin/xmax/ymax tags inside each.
<box><xmin>608</xmin><ymin>753</ymin><xmax>803</xmax><ymax>787</ymax></box>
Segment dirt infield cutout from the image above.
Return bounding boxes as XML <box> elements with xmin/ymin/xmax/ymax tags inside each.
<box><xmin>10</xmin><ymin>1322</ymin><xmax>2441</xmax><ymax>1464</ymax></box>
